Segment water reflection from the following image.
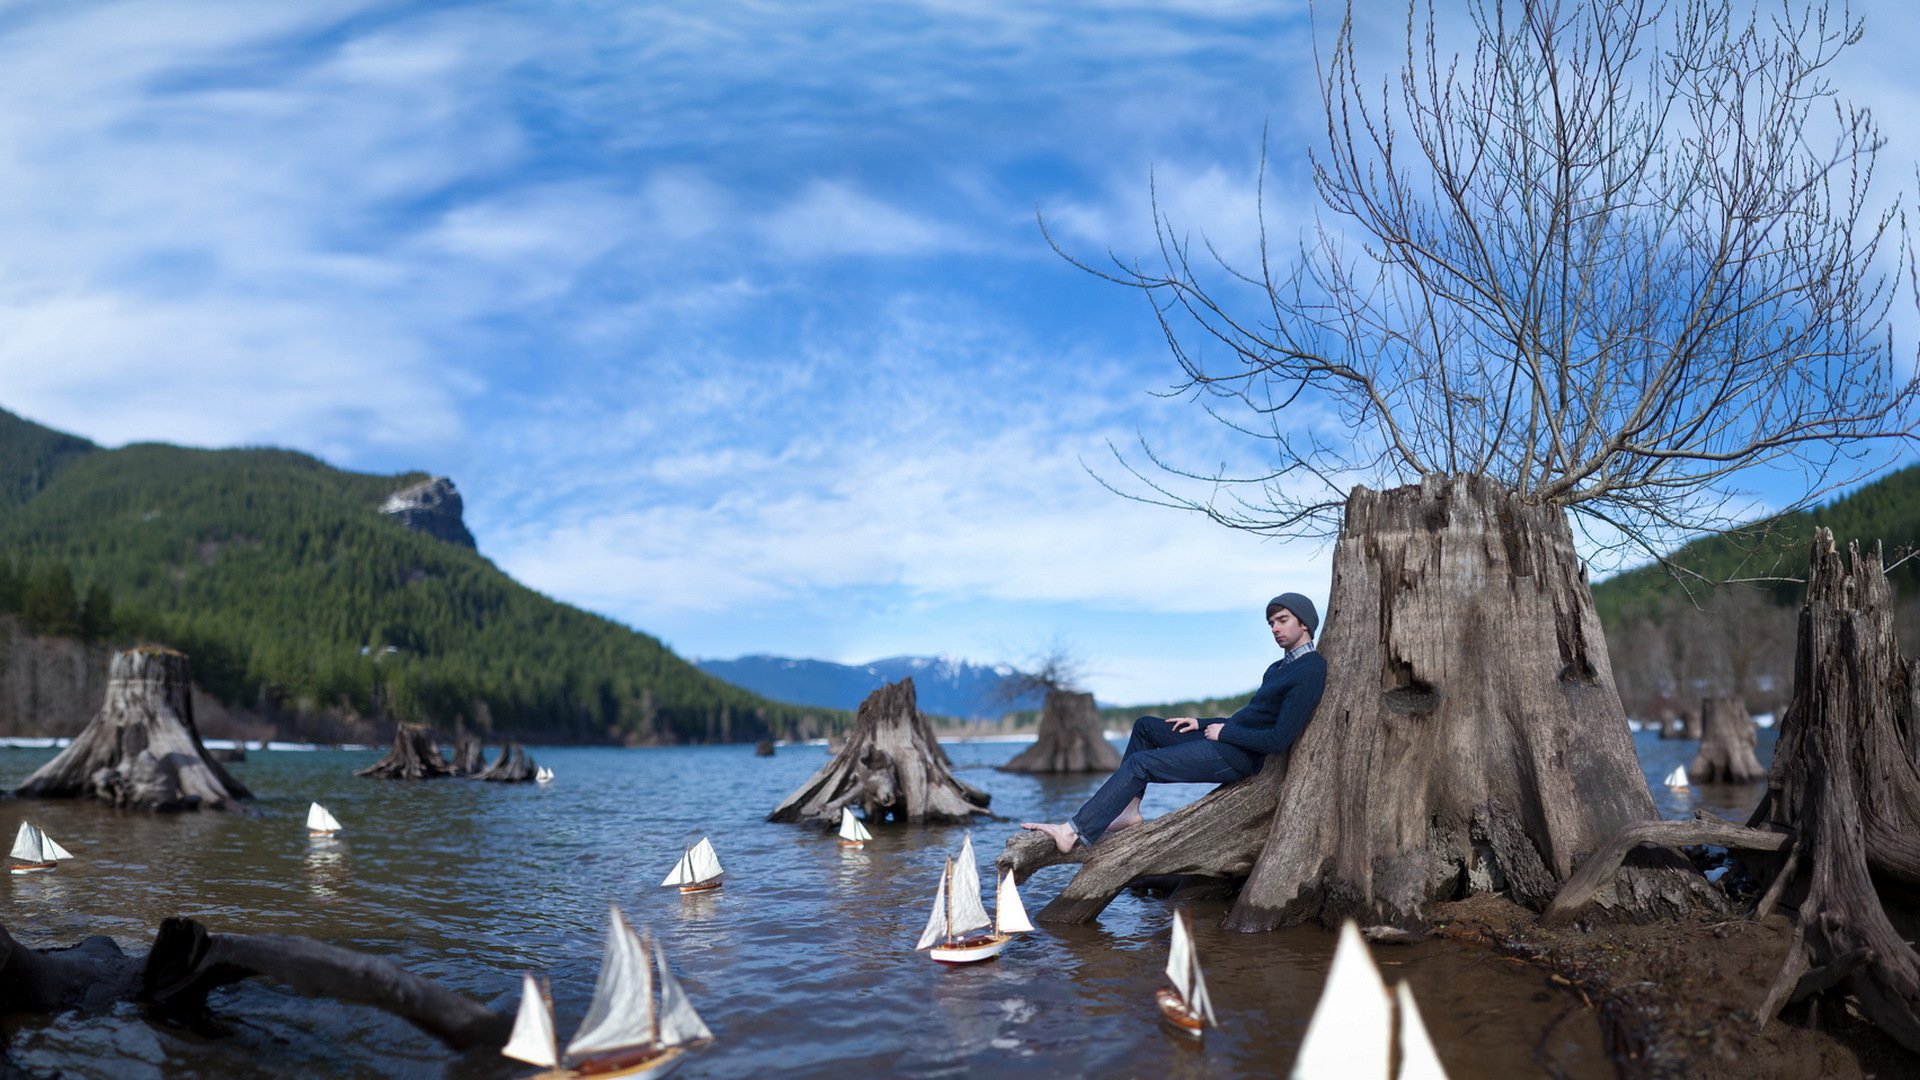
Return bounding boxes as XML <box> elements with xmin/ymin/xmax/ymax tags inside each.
<box><xmin>303</xmin><ymin>838</ymin><xmax>348</xmax><ymax>901</ymax></box>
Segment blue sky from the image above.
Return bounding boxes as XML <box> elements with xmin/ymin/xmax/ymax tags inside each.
<box><xmin>0</xmin><ymin>1</ymin><xmax>1914</xmax><ymax>705</ymax></box>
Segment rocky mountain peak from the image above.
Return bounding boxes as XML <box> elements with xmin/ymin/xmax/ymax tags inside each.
<box><xmin>379</xmin><ymin>476</ymin><xmax>476</xmax><ymax>549</ymax></box>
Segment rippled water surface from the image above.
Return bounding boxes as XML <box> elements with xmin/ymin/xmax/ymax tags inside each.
<box><xmin>0</xmin><ymin>731</ymin><xmax>1772</xmax><ymax>1078</ymax></box>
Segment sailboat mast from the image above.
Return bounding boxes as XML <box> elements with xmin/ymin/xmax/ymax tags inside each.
<box><xmin>943</xmin><ymin>857</ymin><xmax>954</xmax><ymax>943</ymax></box>
<box><xmin>646</xmin><ymin>931</ymin><xmax>660</xmax><ymax>1049</ymax></box>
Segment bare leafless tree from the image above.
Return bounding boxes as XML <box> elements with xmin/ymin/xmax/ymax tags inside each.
<box><xmin>1061</xmin><ymin>0</ymin><xmax>1917</xmax><ymax>568</ymax></box>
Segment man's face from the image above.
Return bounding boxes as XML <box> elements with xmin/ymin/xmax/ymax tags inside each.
<box><xmin>1269</xmin><ymin>607</ymin><xmax>1309</xmax><ymax>651</ymax></box>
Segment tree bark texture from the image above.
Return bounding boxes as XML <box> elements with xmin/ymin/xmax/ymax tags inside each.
<box><xmin>473</xmin><ymin>742</ymin><xmax>538</xmax><ymax>782</ymax></box>
<box><xmin>1691</xmin><ymin>696</ymin><xmax>1766</xmax><ymax>783</ymax></box>
<box><xmin>357</xmin><ymin>723</ymin><xmax>456</xmax><ymax>780</ymax></box>
<box><xmin>14</xmin><ymin>647</ymin><xmax>251</xmax><ymax>811</ymax></box>
<box><xmin>1744</xmin><ymin>530</ymin><xmax>1920</xmax><ymax>1051</ymax></box>
<box><xmin>768</xmin><ymin>678</ymin><xmax>990</xmax><ymax>825</ymax></box>
<box><xmin>142</xmin><ymin>917</ymin><xmax>511</xmax><ymax>1051</ymax></box>
<box><xmin>1000</xmin><ymin>689</ymin><xmax>1120</xmax><ymax>774</ymax></box>
<box><xmin>999</xmin><ymin>755</ymin><xmax>1285</xmax><ymax>922</ymax></box>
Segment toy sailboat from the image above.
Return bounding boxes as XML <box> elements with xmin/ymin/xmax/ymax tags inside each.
<box><xmin>10</xmin><ymin>822</ymin><xmax>75</xmax><ymax>874</ymax></box>
<box><xmin>307</xmin><ymin>802</ymin><xmax>343</xmax><ymax>836</ymax></box>
<box><xmin>915</xmin><ymin>834</ymin><xmax>1033</xmax><ymax>964</ymax></box>
<box><xmin>1291</xmin><ymin>920</ymin><xmax>1448</xmax><ymax>1079</ymax></box>
<box><xmin>837</xmin><ymin>807</ymin><xmax>872</xmax><ymax>847</ymax></box>
<box><xmin>536</xmin><ymin>766</ymin><xmax>555</xmax><ymax>784</ymax></box>
<box><xmin>1664</xmin><ymin>765</ymin><xmax>1690</xmax><ymax>790</ymax></box>
<box><xmin>660</xmin><ymin>837</ymin><xmax>723</xmax><ymax>894</ymax></box>
<box><xmin>1157</xmin><ymin>908</ymin><xmax>1218</xmax><ymax>1035</ymax></box>
<box><xmin>502</xmin><ymin>906</ymin><xmax>712</xmax><ymax>1079</ymax></box>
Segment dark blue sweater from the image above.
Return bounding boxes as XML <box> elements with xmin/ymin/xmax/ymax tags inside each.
<box><xmin>1207</xmin><ymin>651</ymin><xmax>1328</xmax><ymax>774</ymax></box>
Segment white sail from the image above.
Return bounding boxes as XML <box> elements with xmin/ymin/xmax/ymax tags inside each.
<box><xmin>307</xmin><ymin>803</ymin><xmax>342</xmax><ymax>832</ymax></box>
<box><xmin>11</xmin><ymin>822</ymin><xmax>44</xmax><ymax>862</ymax></box>
<box><xmin>996</xmin><ymin>870</ymin><xmax>1033</xmax><ymax>934</ymax></box>
<box><xmin>566</xmin><ymin>906</ymin><xmax>656</xmax><ymax>1059</ymax></box>
<box><xmin>1165</xmin><ymin>909</ymin><xmax>1216</xmax><ymax>1025</ymax></box>
<box><xmin>41</xmin><ymin>833</ymin><xmax>74</xmax><ymax>861</ymax></box>
<box><xmin>662</xmin><ymin>838</ymin><xmax>723</xmax><ymax>887</ymax></box>
<box><xmin>838</xmin><ymin>807</ymin><xmax>872</xmax><ymax>843</ymax></box>
<box><xmin>652</xmin><ymin>937</ymin><xmax>713</xmax><ymax>1048</ymax></box>
<box><xmin>536</xmin><ymin>766</ymin><xmax>554</xmax><ymax>784</ymax></box>
<box><xmin>1664</xmin><ymin>765</ymin><xmax>1689</xmax><ymax>788</ymax></box>
<box><xmin>915</xmin><ymin>860</ymin><xmax>951</xmax><ymax>950</ymax></box>
<box><xmin>1292</xmin><ymin>921</ymin><xmax>1391</xmax><ymax>1079</ymax></box>
<box><xmin>1394</xmin><ymin>980</ymin><xmax>1450</xmax><ymax>1079</ymax></box>
<box><xmin>947</xmin><ymin>834</ymin><xmax>991</xmax><ymax>936</ymax></box>
<box><xmin>501</xmin><ymin>974</ymin><xmax>560</xmax><ymax>1068</ymax></box>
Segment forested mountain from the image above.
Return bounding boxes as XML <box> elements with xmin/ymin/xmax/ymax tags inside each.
<box><xmin>1591</xmin><ymin>465</ymin><xmax>1920</xmax><ymax>722</ymax></box>
<box><xmin>0</xmin><ymin>407</ymin><xmax>836</xmax><ymax>745</ymax></box>
<box><xmin>695</xmin><ymin>654</ymin><xmax>1043</xmax><ymax>719</ymax></box>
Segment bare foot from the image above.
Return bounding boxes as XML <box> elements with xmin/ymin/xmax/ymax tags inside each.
<box><xmin>1020</xmin><ymin>821</ymin><xmax>1079</xmax><ymax>853</ymax></box>
<box><xmin>1106</xmin><ymin>809</ymin><xmax>1145</xmax><ymax>833</ymax></box>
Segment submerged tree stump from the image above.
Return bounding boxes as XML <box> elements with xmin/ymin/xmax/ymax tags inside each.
<box><xmin>768</xmin><ymin>678</ymin><xmax>989</xmax><ymax>825</ymax></box>
<box><xmin>1009</xmin><ymin>477</ymin><xmax>1712</xmax><ymax>928</ymax></box>
<box><xmin>15</xmin><ymin>647</ymin><xmax>250</xmax><ymax>811</ymax></box>
<box><xmin>357</xmin><ymin>724</ymin><xmax>455</xmax><ymax>780</ymax></box>
<box><xmin>1000</xmin><ymin>690</ymin><xmax>1120</xmax><ymax>774</ymax></box>
<box><xmin>473</xmin><ymin>742</ymin><xmax>538</xmax><ymax>782</ymax></box>
<box><xmin>1690</xmin><ymin>696</ymin><xmax>1766</xmax><ymax>783</ymax></box>
<box><xmin>1742</xmin><ymin>530</ymin><xmax>1920</xmax><ymax>1052</ymax></box>
<box><xmin>451</xmin><ymin>731</ymin><xmax>485</xmax><ymax>776</ymax></box>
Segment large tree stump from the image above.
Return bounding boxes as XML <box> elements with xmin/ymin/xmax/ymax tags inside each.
<box><xmin>1690</xmin><ymin>696</ymin><xmax>1766</xmax><ymax>783</ymax></box>
<box><xmin>356</xmin><ymin>723</ymin><xmax>455</xmax><ymax>780</ymax></box>
<box><xmin>472</xmin><ymin>742</ymin><xmax>538</xmax><ymax>782</ymax></box>
<box><xmin>1742</xmin><ymin>530</ymin><xmax>1920</xmax><ymax>1052</ymax></box>
<box><xmin>14</xmin><ymin>647</ymin><xmax>250</xmax><ymax>811</ymax></box>
<box><xmin>451</xmin><ymin>731</ymin><xmax>485</xmax><ymax>775</ymax></box>
<box><xmin>768</xmin><ymin>678</ymin><xmax>989</xmax><ymax>825</ymax></box>
<box><xmin>1000</xmin><ymin>689</ymin><xmax>1120</xmax><ymax>774</ymax></box>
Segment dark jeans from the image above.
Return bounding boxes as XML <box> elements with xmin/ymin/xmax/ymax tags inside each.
<box><xmin>1069</xmin><ymin>715</ymin><xmax>1252</xmax><ymax>844</ymax></box>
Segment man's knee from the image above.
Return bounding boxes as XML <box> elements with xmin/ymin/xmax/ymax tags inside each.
<box><xmin>1132</xmin><ymin>715</ymin><xmax>1164</xmax><ymax>739</ymax></box>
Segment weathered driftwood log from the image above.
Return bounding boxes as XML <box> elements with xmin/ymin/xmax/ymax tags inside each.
<box><xmin>143</xmin><ymin>917</ymin><xmax>510</xmax><ymax>1051</ymax></box>
<box><xmin>473</xmin><ymin>742</ymin><xmax>538</xmax><ymax>782</ymax></box>
<box><xmin>357</xmin><ymin>723</ymin><xmax>455</xmax><ymax>780</ymax></box>
<box><xmin>999</xmin><ymin>757</ymin><xmax>1284</xmax><ymax>922</ymax></box>
<box><xmin>451</xmin><ymin>731</ymin><xmax>485</xmax><ymax>775</ymax></box>
<box><xmin>1690</xmin><ymin>695</ymin><xmax>1766</xmax><ymax>783</ymax></box>
<box><xmin>0</xmin><ymin>921</ymin><xmax>140</xmax><ymax>1014</ymax></box>
<box><xmin>1742</xmin><ymin>531</ymin><xmax>1920</xmax><ymax>1051</ymax></box>
<box><xmin>1540</xmin><ymin>810</ymin><xmax>1788</xmax><ymax>927</ymax></box>
<box><xmin>15</xmin><ymin>647</ymin><xmax>250</xmax><ymax>811</ymax></box>
<box><xmin>768</xmin><ymin>678</ymin><xmax>989</xmax><ymax>825</ymax></box>
<box><xmin>1000</xmin><ymin>689</ymin><xmax>1120</xmax><ymax>774</ymax></box>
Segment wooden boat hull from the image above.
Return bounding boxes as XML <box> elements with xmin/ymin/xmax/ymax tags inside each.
<box><xmin>523</xmin><ymin>1043</ymin><xmax>688</xmax><ymax>1079</ymax></box>
<box><xmin>930</xmin><ymin>932</ymin><xmax>1010</xmax><ymax>964</ymax></box>
<box><xmin>1156</xmin><ymin>988</ymin><xmax>1206</xmax><ymax>1035</ymax></box>
<box><xmin>836</xmin><ymin>839</ymin><xmax>865</xmax><ymax>848</ymax></box>
<box><xmin>677</xmin><ymin>880</ymin><xmax>722</xmax><ymax>894</ymax></box>
<box><xmin>9</xmin><ymin>862</ymin><xmax>55</xmax><ymax>875</ymax></box>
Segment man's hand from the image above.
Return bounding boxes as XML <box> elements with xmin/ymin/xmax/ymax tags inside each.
<box><xmin>1167</xmin><ymin>716</ymin><xmax>1200</xmax><ymax>733</ymax></box>
<box><xmin>1203</xmin><ymin>723</ymin><xmax>1224</xmax><ymax>741</ymax></box>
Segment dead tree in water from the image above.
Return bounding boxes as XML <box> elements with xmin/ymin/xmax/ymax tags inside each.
<box><xmin>15</xmin><ymin>647</ymin><xmax>249</xmax><ymax>811</ymax></box>
<box><xmin>473</xmin><ymin>742</ymin><xmax>538</xmax><ymax>782</ymax></box>
<box><xmin>1005</xmin><ymin>477</ymin><xmax>1714</xmax><ymax>926</ymax></box>
<box><xmin>768</xmin><ymin>678</ymin><xmax>989</xmax><ymax>825</ymax></box>
<box><xmin>357</xmin><ymin>723</ymin><xmax>454</xmax><ymax>780</ymax></box>
<box><xmin>451</xmin><ymin>731</ymin><xmax>485</xmax><ymax>775</ymax></box>
<box><xmin>1001</xmin><ymin>690</ymin><xmax>1119</xmax><ymax>774</ymax></box>
<box><xmin>1690</xmin><ymin>696</ymin><xmax>1766</xmax><ymax>783</ymax></box>
<box><xmin>0</xmin><ymin>918</ymin><xmax>508</xmax><ymax>1053</ymax></box>
<box><xmin>1742</xmin><ymin>532</ymin><xmax>1920</xmax><ymax>1049</ymax></box>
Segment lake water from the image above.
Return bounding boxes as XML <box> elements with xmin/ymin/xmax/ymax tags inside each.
<box><xmin>0</xmin><ymin>729</ymin><xmax>1773</xmax><ymax>1079</ymax></box>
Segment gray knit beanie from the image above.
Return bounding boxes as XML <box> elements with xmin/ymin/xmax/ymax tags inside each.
<box><xmin>1266</xmin><ymin>593</ymin><xmax>1319</xmax><ymax>636</ymax></box>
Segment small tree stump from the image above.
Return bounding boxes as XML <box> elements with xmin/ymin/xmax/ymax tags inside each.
<box><xmin>15</xmin><ymin>647</ymin><xmax>250</xmax><ymax>811</ymax></box>
<box><xmin>768</xmin><ymin>678</ymin><xmax>989</xmax><ymax>825</ymax></box>
<box><xmin>1000</xmin><ymin>690</ymin><xmax>1120</xmax><ymax>774</ymax></box>
<box><xmin>1690</xmin><ymin>696</ymin><xmax>1765</xmax><ymax>783</ymax></box>
<box><xmin>755</xmin><ymin>738</ymin><xmax>776</xmax><ymax>756</ymax></box>
<box><xmin>473</xmin><ymin>742</ymin><xmax>538</xmax><ymax>782</ymax></box>
<box><xmin>451</xmin><ymin>731</ymin><xmax>485</xmax><ymax>775</ymax></box>
<box><xmin>356</xmin><ymin>724</ymin><xmax>455</xmax><ymax>780</ymax></box>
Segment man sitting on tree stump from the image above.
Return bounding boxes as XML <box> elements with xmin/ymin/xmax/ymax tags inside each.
<box><xmin>1020</xmin><ymin>593</ymin><xmax>1328</xmax><ymax>852</ymax></box>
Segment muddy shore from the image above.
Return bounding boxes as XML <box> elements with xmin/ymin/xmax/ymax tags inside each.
<box><xmin>1431</xmin><ymin>893</ymin><xmax>1912</xmax><ymax>1078</ymax></box>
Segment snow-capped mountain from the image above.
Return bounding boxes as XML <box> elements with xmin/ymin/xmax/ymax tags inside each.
<box><xmin>694</xmin><ymin>654</ymin><xmax>1044</xmax><ymax>719</ymax></box>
